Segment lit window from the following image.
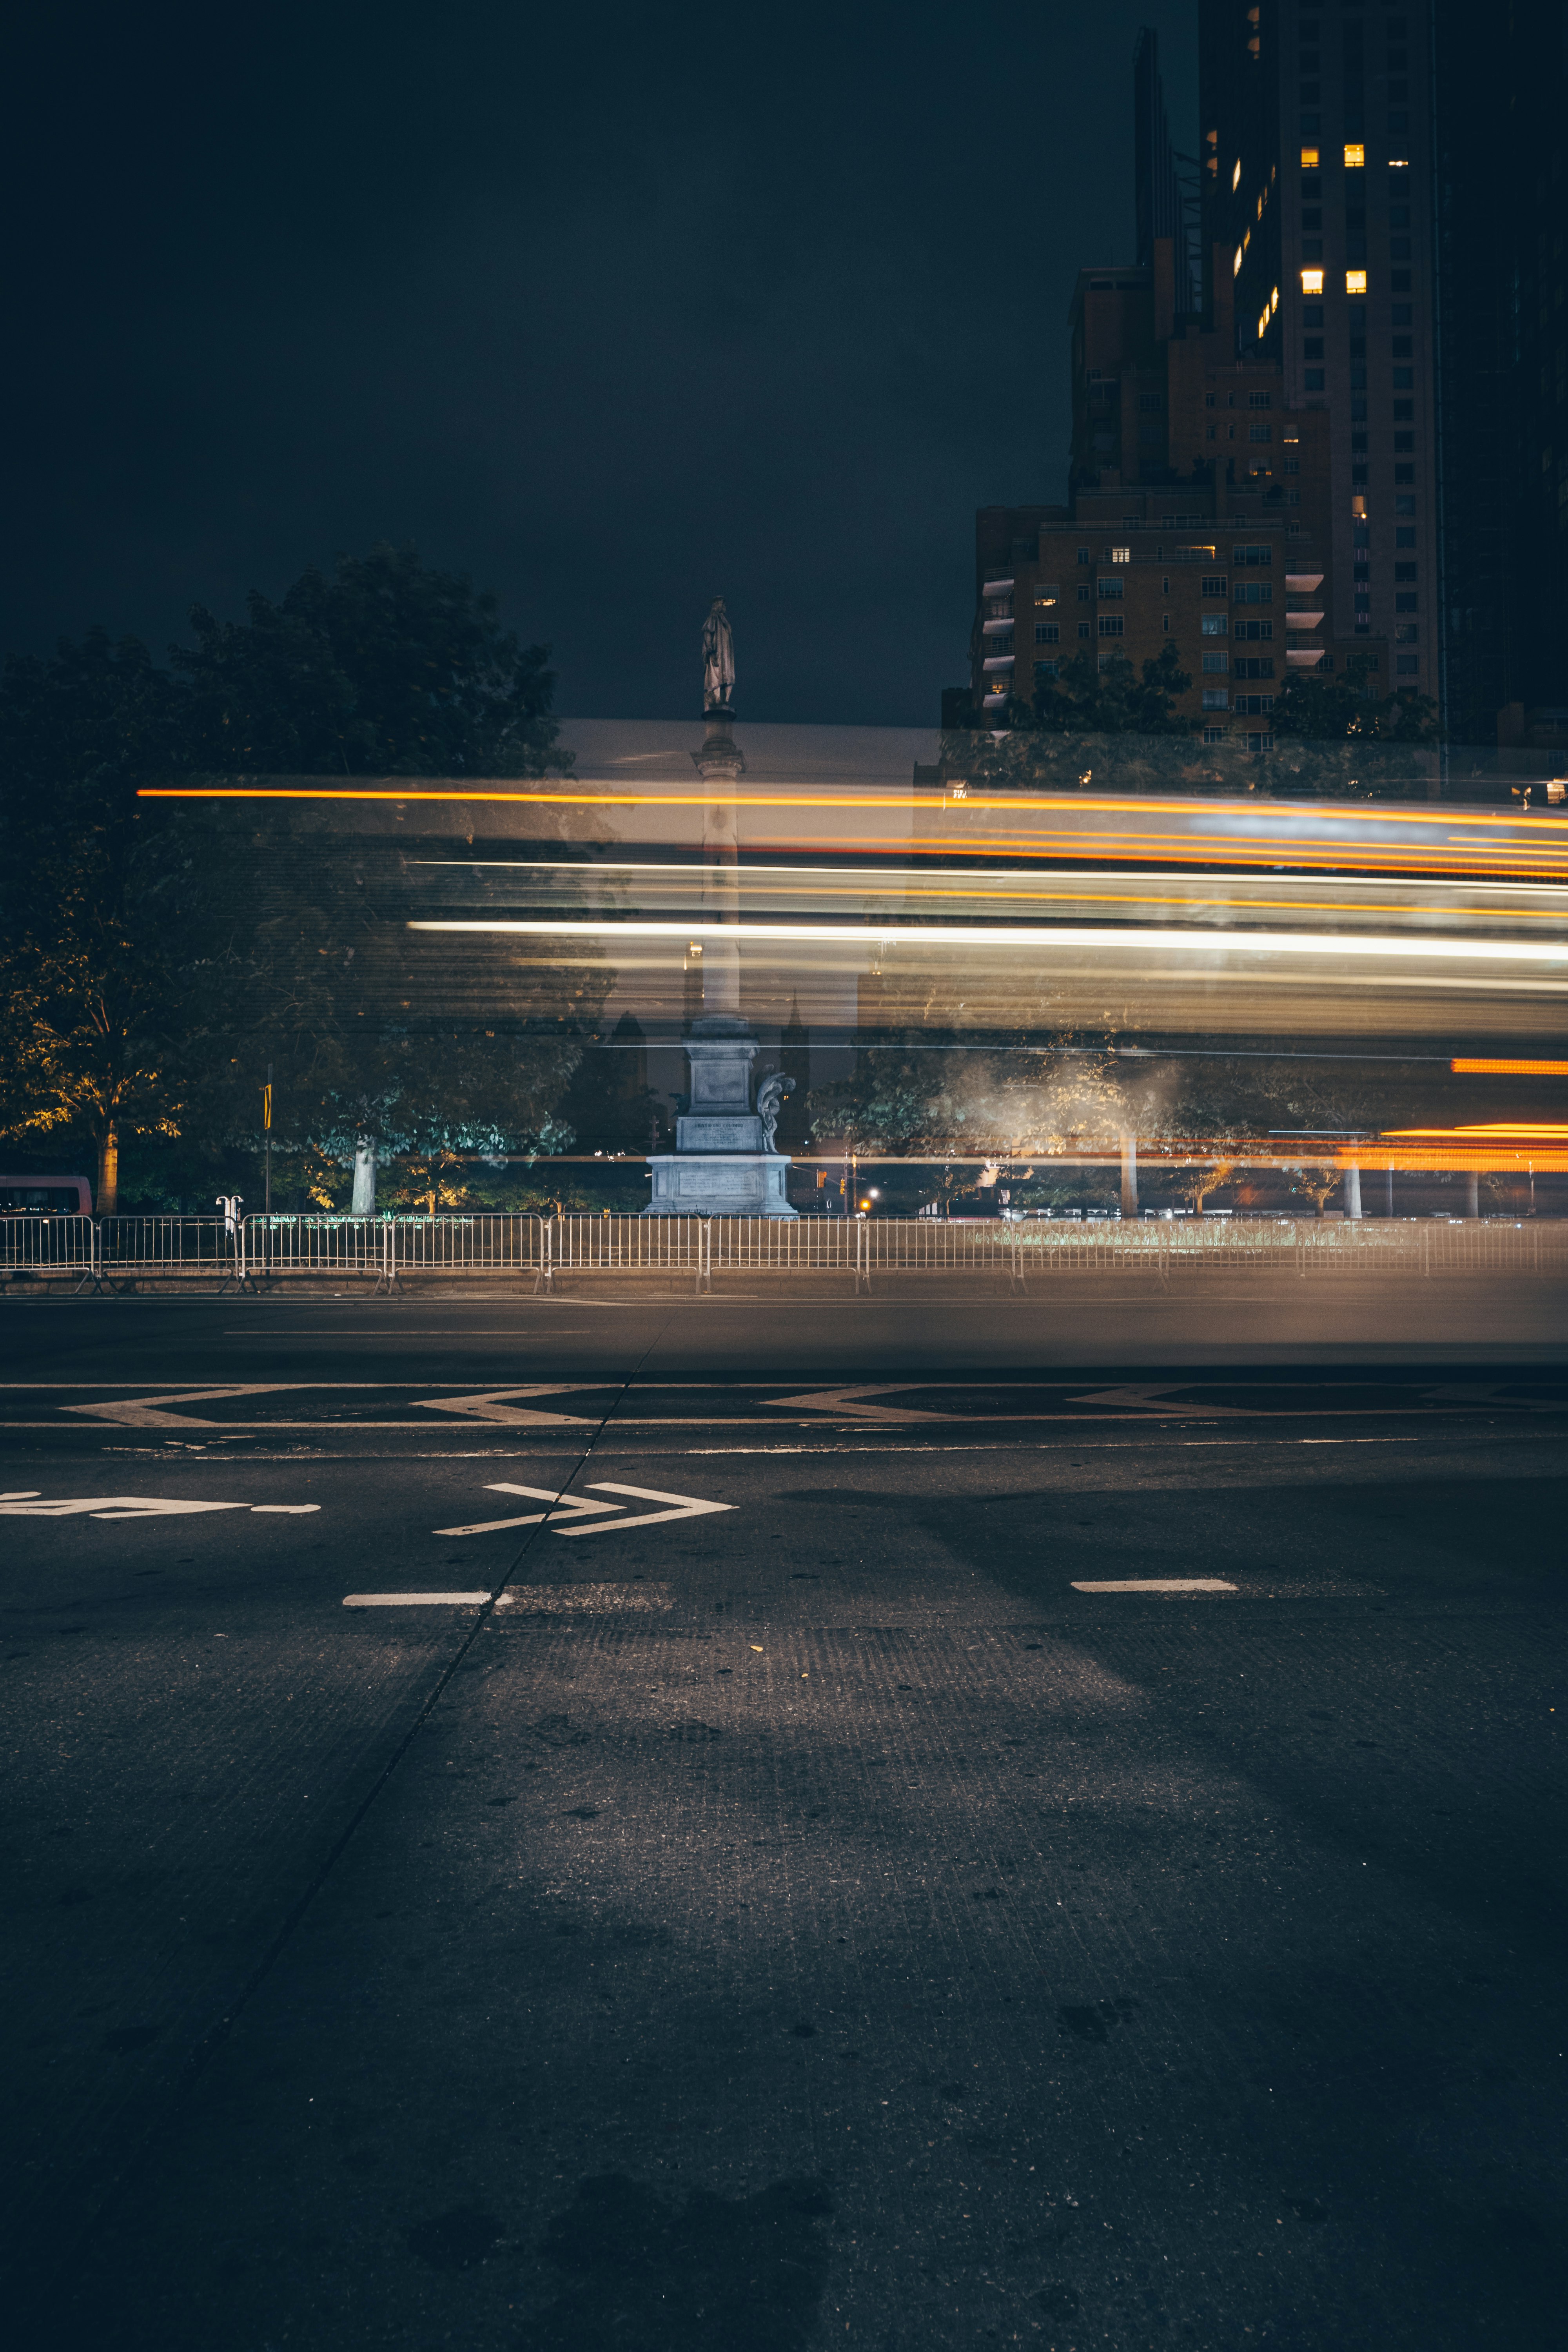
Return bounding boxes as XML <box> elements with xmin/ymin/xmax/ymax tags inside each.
<box><xmin>1300</xmin><ymin>146</ymin><xmax>1320</xmax><ymax>168</ymax></box>
<box><xmin>1389</xmin><ymin>158</ymin><xmax>1409</xmax><ymax>169</ymax></box>
<box><xmin>1233</xmin><ymin>158</ymin><xmax>1242</xmax><ymax>191</ymax></box>
<box><xmin>1234</xmin><ymin>246</ymin><xmax>1244</xmax><ymax>276</ymax></box>
<box><xmin>1258</xmin><ymin>308</ymin><xmax>1270</xmax><ymax>340</ymax></box>
<box><xmin>1346</xmin><ymin>269</ymin><xmax>1368</xmax><ymax>294</ymax></box>
<box><xmin>1344</xmin><ymin>143</ymin><xmax>1365</xmax><ymax>168</ymax></box>
<box><xmin>1301</xmin><ymin>269</ymin><xmax>1324</xmax><ymax>294</ymax></box>
<box><xmin>1110</xmin><ymin>546</ymin><xmax>1131</xmax><ymax>563</ymax></box>
<box><xmin>1270</xmin><ymin>285</ymin><xmax>1279</xmax><ymax>314</ymax></box>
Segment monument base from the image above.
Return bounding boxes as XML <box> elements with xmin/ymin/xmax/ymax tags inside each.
<box><xmin>644</xmin><ymin>1154</ymin><xmax>797</xmax><ymax>1218</ymax></box>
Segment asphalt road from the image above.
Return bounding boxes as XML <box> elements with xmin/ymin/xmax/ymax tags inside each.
<box><xmin>4</xmin><ymin>1294</ymin><xmax>1566</xmax><ymax>2350</ymax></box>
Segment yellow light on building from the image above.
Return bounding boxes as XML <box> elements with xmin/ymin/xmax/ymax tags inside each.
<box><xmin>1300</xmin><ymin>146</ymin><xmax>1319</xmax><ymax>167</ymax></box>
<box><xmin>1344</xmin><ymin>143</ymin><xmax>1365</xmax><ymax>167</ymax></box>
<box><xmin>1232</xmin><ymin>158</ymin><xmax>1242</xmax><ymax>190</ymax></box>
<box><xmin>1258</xmin><ymin>308</ymin><xmax>1270</xmax><ymax>341</ymax></box>
<box><xmin>1346</xmin><ymin>268</ymin><xmax>1368</xmax><ymax>293</ymax></box>
<box><xmin>1270</xmin><ymin>285</ymin><xmax>1280</xmax><ymax>314</ymax></box>
<box><xmin>1301</xmin><ymin>268</ymin><xmax>1324</xmax><ymax>293</ymax></box>
<box><xmin>1389</xmin><ymin>157</ymin><xmax>1409</xmax><ymax>169</ymax></box>
<box><xmin>1234</xmin><ymin>246</ymin><xmax>1244</xmax><ymax>276</ymax></box>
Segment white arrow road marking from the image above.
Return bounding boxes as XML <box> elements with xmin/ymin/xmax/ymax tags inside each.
<box><xmin>764</xmin><ymin>1384</ymin><xmax>946</xmax><ymax>1423</ymax></box>
<box><xmin>1063</xmin><ymin>1384</ymin><xmax>1251</xmax><ymax>1417</ymax></box>
<box><xmin>1419</xmin><ymin>1382</ymin><xmax>1568</xmax><ymax>1411</ymax></box>
<box><xmin>62</xmin><ymin>1386</ymin><xmax>296</xmax><ymax>1428</ymax></box>
<box><xmin>554</xmin><ymin>1481</ymin><xmax>735</xmax><ymax>1535</ymax></box>
<box><xmin>1072</xmin><ymin>1578</ymin><xmax>1237</xmax><ymax>1593</ymax></box>
<box><xmin>414</xmin><ymin>1387</ymin><xmax>600</xmax><ymax>1426</ymax></box>
<box><xmin>0</xmin><ymin>1495</ymin><xmax>319</xmax><ymax>1519</ymax></box>
<box><xmin>434</xmin><ymin>1484</ymin><xmax>623</xmax><ymax>1537</ymax></box>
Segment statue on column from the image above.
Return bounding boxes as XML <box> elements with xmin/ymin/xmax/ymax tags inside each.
<box><xmin>702</xmin><ymin>597</ymin><xmax>735</xmax><ymax>712</ymax></box>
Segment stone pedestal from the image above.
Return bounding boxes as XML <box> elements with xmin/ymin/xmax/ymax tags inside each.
<box><xmin>644</xmin><ymin>1003</ymin><xmax>797</xmax><ymax>1218</ymax></box>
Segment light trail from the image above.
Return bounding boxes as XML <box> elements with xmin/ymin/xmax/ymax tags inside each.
<box><xmin>408</xmin><ymin>916</ymin><xmax>1568</xmax><ymax>965</ymax></box>
<box><xmin>410</xmin><ymin>858</ymin><xmax>1568</xmax><ymax>925</ymax></box>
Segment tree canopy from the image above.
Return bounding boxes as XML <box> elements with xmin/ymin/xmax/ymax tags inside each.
<box><xmin>0</xmin><ymin>545</ymin><xmax>576</xmax><ymax>1207</ymax></box>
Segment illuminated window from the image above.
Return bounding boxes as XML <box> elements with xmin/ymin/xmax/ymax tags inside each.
<box><xmin>1300</xmin><ymin>146</ymin><xmax>1320</xmax><ymax>168</ymax></box>
<box><xmin>1344</xmin><ymin>143</ymin><xmax>1365</xmax><ymax>168</ymax></box>
<box><xmin>1233</xmin><ymin>158</ymin><xmax>1242</xmax><ymax>191</ymax></box>
<box><xmin>1301</xmin><ymin>269</ymin><xmax>1325</xmax><ymax>294</ymax></box>
<box><xmin>1270</xmin><ymin>285</ymin><xmax>1280</xmax><ymax>314</ymax></box>
<box><xmin>1109</xmin><ymin>546</ymin><xmax>1131</xmax><ymax>563</ymax></box>
<box><xmin>1234</xmin><ymin>247</ymin><xmax>1244</xmax><ymax>277</ymax></box>
<box><xmin>1258</xmin><ymin>308</ymin><xmax>1270</xmax><ymax>339</ymax></box>
<box><xmin>1346</xmin><ymin>269</ymin><xmax>1368</xmax><ymax>294</ymax></box>
<box><xmin>1389</xmin><ymin>158</ymin><xmax>1409</xmax><ymax>170</ymax></box>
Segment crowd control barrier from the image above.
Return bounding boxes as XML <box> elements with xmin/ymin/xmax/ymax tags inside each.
<box><xmin>3</xmin><ymin>1212</ymin><xmax>1566</xmax><ymax>1294</ymax></box>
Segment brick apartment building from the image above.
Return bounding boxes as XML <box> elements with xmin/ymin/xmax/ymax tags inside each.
<box><xmin>971</xmin><ymin>238</ymin><xmax>1383</xmax><ymax>746</ymax></box>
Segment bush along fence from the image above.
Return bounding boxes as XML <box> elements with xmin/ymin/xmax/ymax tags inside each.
<box><xmin>3</xmin><ymin>1212</ymin><xmax>1567</xmax><ymax>1296</ymax></box>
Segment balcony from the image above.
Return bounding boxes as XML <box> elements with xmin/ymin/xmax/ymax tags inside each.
<box><xmin>1285</xmin><ymin>609</ymin><xmax>1325</xmax><ymax>630</ymax></box>
<box><xmin>982</xmin><ymin>617</ymin><xmax>1014</xmax><ymax>637</ymax></box>
<box><xmin>1285</xmin><ymin>647</ymin><xmax>1326</xmax><ymax>667</ymax></box>
<box><xmin>1285</xmin><ymin>572</ymin><xmax>1324</xmax><ymax>593</ymax></box>
<box><xmin>981</xmin><ymin>577</ymin><xmax>1014</xmax><ymax>597</ymax></box>
<box><xmin>982</xmin><ymin>654</ymin><xmax>1016</xmax><ymax>675</ymax></box>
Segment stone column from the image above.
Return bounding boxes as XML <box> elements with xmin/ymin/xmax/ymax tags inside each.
<box><xmin>694</xmin><ymin>708</ymin><xmax>744</xmax><ymax>1019</ymax></box>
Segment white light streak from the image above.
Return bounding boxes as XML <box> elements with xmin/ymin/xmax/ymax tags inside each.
<box><xmin>407</xmin><ymin>918</ymin><xmax>1568</xmax><ymax>964</ymax></box>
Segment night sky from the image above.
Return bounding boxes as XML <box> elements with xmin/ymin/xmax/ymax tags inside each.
<box><xmin>4</xmin><ymin>2</ymin><xmax>1195</xmax><ymax>729</ymax></box>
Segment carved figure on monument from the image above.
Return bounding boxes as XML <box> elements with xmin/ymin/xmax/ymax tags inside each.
<box><xmin>702</xmin><ymin>596</ymin><xmax>736</xmax><ymax>711</ymax></box>
<box><xmin>755</xmin><ymin>1069</ymin><xmax>795</xmax><ymax>1151</ymax></box>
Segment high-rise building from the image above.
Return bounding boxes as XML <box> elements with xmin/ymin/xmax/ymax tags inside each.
<box><xmin>969</xmin><ymin>241</ymin><xmax>1373</xmax><ymax>742</ymax></box>
<box><xmin>1199</xmin><ymin>0</ymin><xmax>1436</xmax><ymax>707</ymax></box>
<box><xmin>965</xmin><ymin>15</ymin><xmax>1408</xmax><ymax>744</ymax></box>
<box><xmin>1135</xmin><ymin>27</ymin><xmax>1197</xmax><ymax>308</ymax></box>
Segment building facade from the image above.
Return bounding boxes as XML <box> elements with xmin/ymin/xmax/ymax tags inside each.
<box><xmin>1199</xmin><ymin>0</ymin><xmax>1436</xmax><ymax>703</ymax></box>
<box><xmin>972</xmin><ymin>241</ymin><xmax>1383</xmax><ymax>744</ymax></box>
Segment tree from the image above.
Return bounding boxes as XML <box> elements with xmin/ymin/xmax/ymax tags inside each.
<box><xmin>0</xmin><ymin>547</ymin><xmax>575</xmax><ymax>1205</ymax></box>
<box><xmin>0</xmin><ymin>874</ymin><xmax>185</xmax><ymax>1213</ymax></box>
<box><xmin>171</xmin><ymin>544</ymin><xmax>570</xmax><ymax>777</ymax></box>
<box><xmin>1032</xmin><ymin>644</ymin><xmax>1196</xmax><ymax>737</ymax></box>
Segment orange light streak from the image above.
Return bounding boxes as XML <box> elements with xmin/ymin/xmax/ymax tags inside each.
<box><xmin>1450</xmin><ymin>1057</ymin><xmax>1568</xmax><ymax>1075</ymax></box>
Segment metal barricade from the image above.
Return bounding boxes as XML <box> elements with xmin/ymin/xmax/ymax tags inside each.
<box><xmin>97</xmin><ymin>1218</ymin><xmax>241</xmax><ymax>1286</ymax></box>
<box><xmin>0</xmin><ymin>1214</ymin><xmax>100</xmax><ymax>1290</ymax></box>
<box><xmin>245</xmin><ymin>1216</ymin><xmax>386</xmax><ymax>1282</ymax></box>
<box><xmin>382</xmin><ymin>1216</ymin><xmax>547</xmax><ymax>1287</ymax></box>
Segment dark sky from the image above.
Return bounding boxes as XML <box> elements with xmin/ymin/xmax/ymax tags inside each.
<box><xmin>3</xmin><ymin>2</ymin><xmax>1195</xmax><ymax>729</ymax></box>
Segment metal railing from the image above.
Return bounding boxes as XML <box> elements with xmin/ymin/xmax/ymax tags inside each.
<box><xmin>0</xmin><ymin>1215</ymin><xmax>100</xmax><ymax>1290</ymax></box>
<box><xmin>2</xmin><ymin>1211</ymin><xmax>1564</xmax><ymax>1292</ymax></box>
